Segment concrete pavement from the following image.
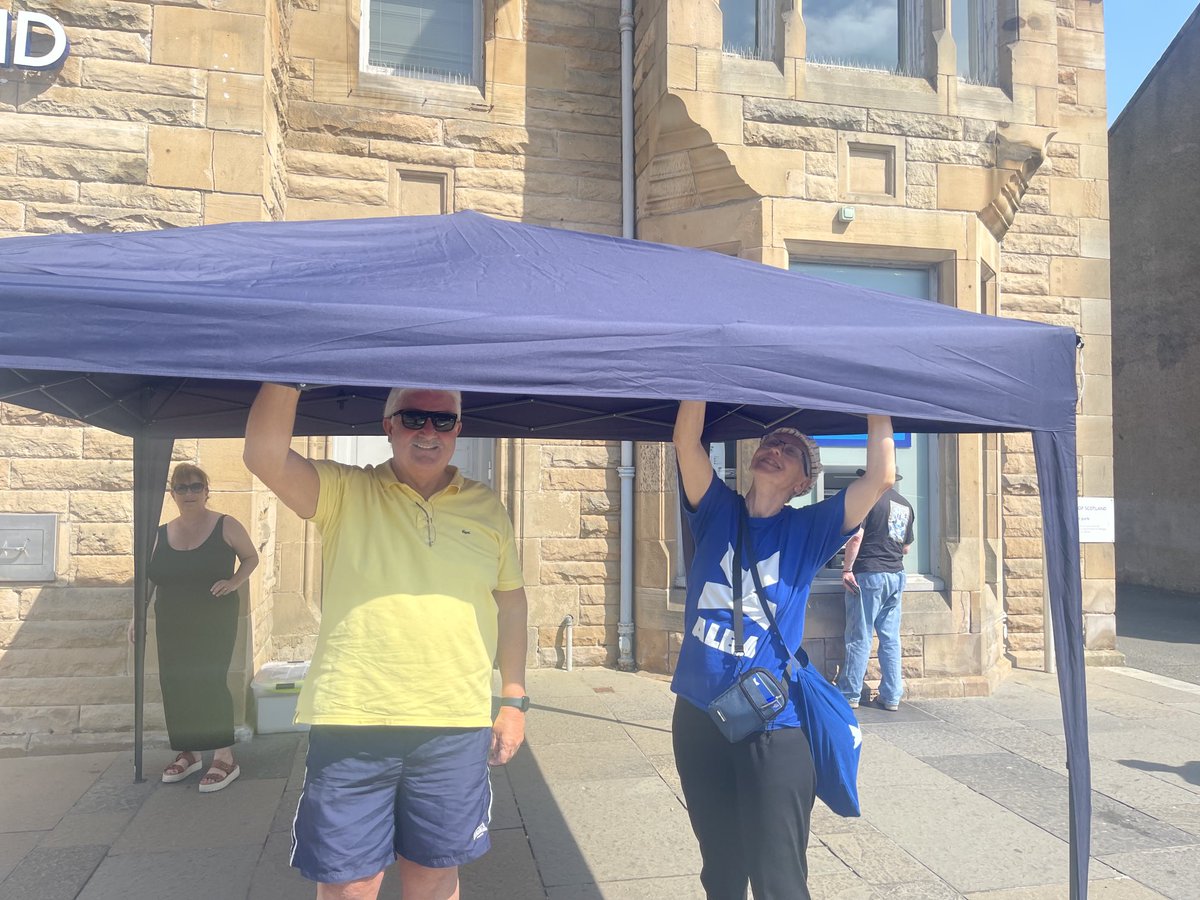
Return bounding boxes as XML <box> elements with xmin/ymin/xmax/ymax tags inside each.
<box><xmin>2</xmin><ymin>663</ymin><xmax>1199</xmax><ymax>899</ymax></box>
<box><xmin>1116</xmin><ymin>584</ymin><xmax>1200</xmax><ymax>686</ymax></box>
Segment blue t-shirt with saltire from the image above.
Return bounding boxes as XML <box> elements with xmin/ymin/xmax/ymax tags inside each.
<box><xmin>671</xmin><ymin>473</ymin><xmax>853</xmax><ymax>729</ymax></box>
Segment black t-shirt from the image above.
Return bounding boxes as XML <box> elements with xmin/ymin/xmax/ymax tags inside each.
<box><xmin>852</xmin><ymin>488</ymin><xmax>915</xmax><ymax>574</ymax></box>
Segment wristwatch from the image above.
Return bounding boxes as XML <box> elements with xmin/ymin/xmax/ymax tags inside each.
<box><xmin>497</xmin><ymin>695</ymin><xmax>531</xmax><ymax>713</ymax></box>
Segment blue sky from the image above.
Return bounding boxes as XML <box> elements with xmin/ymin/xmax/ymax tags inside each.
<box><xmin>1106</xmin><ymin>0</ymin><xmax>1198</xmax><ymax>124</ymax></box>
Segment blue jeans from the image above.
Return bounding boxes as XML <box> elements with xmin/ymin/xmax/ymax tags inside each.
<box><xmin>837</xmin><ymin>571</ymin><xmax>905</xmax><ymax>707</ymax></box>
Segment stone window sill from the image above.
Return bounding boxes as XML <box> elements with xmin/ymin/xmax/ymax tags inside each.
<box><xmin>354</xmin><ymin>69</ymin><xmax>487</xmax><ymax>109</ymax></box>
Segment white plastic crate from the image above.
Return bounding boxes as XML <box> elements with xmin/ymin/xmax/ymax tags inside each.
<box><xmin>251</xmin><ymin>660</ymin><xmax>311</xmax><ymax>734</ymax></box>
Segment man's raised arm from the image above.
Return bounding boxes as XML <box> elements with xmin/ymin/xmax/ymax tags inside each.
<box><xmin>674</xmin><ymin>400</ymin><xmax>715</xmax><ymax>510</ymax></box>
<box><xmin>842</xmin><ymin>415</ymin><xmax>895</xmax><ymax>531</ymax></box>
<box><xmin>243</xmin><ymin>383</ymin><xmax>321</xmax><ymax>520</ymax></box>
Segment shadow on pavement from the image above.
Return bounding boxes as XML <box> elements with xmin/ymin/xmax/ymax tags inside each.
<box><xmin>1117</xmin><ymin>758</ymin><xmax>1200</xmax><ymax>787</ymax></box>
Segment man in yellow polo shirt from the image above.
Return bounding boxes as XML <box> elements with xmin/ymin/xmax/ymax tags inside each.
<box><xmin>245</xmin><ymin>383</ymin><xmax>529</xmax><ymax>900</ymax></box>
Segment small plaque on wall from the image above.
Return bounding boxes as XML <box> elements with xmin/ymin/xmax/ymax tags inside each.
<box><xmin>0</xmin><ymin>514</ymin><xmax>57</xmax><ymax>582</ymax></box>
<box><xmin>1077</xmin><ymin>498</ymin><xmax>1114</xmax><ymax>544</ymax></box>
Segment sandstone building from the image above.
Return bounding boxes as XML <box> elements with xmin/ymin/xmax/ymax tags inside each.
<box><xmin>0</xmin><ymin>0</ymin><xmax>1114</xmax><ymax>751</ymax></box>
<box><xmin>1110</xmin><ymin>6</ymin><xmax>1199</xmax><ymax>595</ymax></box>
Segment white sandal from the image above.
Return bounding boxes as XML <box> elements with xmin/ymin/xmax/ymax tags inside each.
<box><xmin>198</xmin><ymin>758</ymin><xmax>240</xmax><ymax>793</ymax></box>
<box><xmin>162</xmin><ymin>752</ymin><xmax>202</xmax><ymax>783</ymax></box>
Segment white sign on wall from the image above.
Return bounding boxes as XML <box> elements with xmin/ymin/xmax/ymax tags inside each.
<box><xmin>1078</xmin><ymin>497</ymin><xmax>1115</xmax><ymax>544</ymax></box>
<box><xmin>1</xmin><ymin>10</ymin><xmax>70</xmax><ymax>70</ymax></box>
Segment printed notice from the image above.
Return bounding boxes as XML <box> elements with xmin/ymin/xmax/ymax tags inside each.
<box><xmin>1078</xmin><ymin>497</ymin><xmax>1114</xmax><ymax>543</ymax></box>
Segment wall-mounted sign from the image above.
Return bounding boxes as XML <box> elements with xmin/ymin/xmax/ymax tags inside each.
<box><xmin>1</xmin><ymin>10</ymin><xmax>69</xmax><ymax>70</ymax></box>
<box><xmin>813</xmin><ymin>432</ymin><xmax>913</xmax><ymax>449</ymax></box>
<box><xmin>1078</xmin><ymin>497</ymin><xmax>1115</xmax><ymax>544</ymax></box>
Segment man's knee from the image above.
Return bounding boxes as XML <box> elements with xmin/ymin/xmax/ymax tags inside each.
<box><xmin>317</xmin><ymin>871</ymin><xmax>385</xmax><ymax>900</ymax></box>
<box><xmin>397</xmin><ymin>857</ymin><xmax>459</xmax><ymax>900</ymax></box>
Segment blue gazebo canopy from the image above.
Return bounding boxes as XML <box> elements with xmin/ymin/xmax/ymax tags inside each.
<box><xmin>0</xmin><ymin>210</ymin><xmax>1091</xmax><ymax>895</ymax></box>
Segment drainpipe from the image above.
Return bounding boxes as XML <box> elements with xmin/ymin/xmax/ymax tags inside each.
<box><xmin>616</xmin><ymin>0</ymin><xmax>636</xmax><ymax>671</ymax></box>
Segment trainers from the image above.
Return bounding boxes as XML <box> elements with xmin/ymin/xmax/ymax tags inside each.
<box><xmin>876</xmin><ymin>697</ymin><xmax>899</xmax><ymax>712</ymax></box>
<box><xmin>846</xmin><ymin>698</ymin><xmax>859</xmax><ymax>709</ymax></box>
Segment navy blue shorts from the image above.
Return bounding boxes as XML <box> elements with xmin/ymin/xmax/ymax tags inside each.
<box><xmin>290</xmin><ymin>725</ymin><xmax>493</xmax><ymax>884</ymax></box>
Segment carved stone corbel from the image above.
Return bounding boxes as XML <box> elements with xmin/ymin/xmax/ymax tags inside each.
<box><xmin>979</xmin><ymin>124</ymin><xmax>1057</xmax><ymax>240</ymax></box>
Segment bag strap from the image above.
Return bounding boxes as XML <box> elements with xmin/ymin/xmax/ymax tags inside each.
<box><xmin>738</xmin><ymin>498</ymin><xmax>810</xmax><ymax>672</ymax></box>
<box><xmin>731</xmin><ymin>502</ymin><xmax>745</xmax><ymax>657</ymax></box>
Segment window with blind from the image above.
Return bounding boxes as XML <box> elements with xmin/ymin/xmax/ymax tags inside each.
<box><xmin>364</xmin><ymin>0</ymin><xmax>479</xmax><ymax>84</ymax></box>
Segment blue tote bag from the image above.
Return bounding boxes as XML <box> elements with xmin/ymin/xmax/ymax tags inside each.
<box><xmin>789</xmin><ymin>647</ymin><xmax>863</xmax><ymax>817</ymax></box>
<box><xmin>742</xmin><ymin>516</ymin><xmax>863</xmax><ymax>817</ymax></box>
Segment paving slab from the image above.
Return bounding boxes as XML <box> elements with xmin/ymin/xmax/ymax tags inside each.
<box><xmin>810</xmin><ymin>802</ymin><xmax>879</xmax><ymax>838</ymax></box>
<box><xmin>456</xmin><ymin>827</ymin><xmax>544</xmax><ymax>899</ymax></box>
<box><xmin>526</xmin><ymin>695</ymin><xmax>630</xmax><ymax>747</ymax></box>
<box><xmin>1094</xmin><ymin>845</ymin><xmax>1200</xmax><ymax>900</ymax></box>
<box><xmin>268</xmin><ymin>789</ymin><xmax>302</xmax><ymax>835</ymax></box>
<box><xmin>0</xmin><ymin>832</ymin><xmax>40</xmax><ymax>883</ymax></box>
<box><xmin>966</xmin><ymin>878</ymin><xmax>1170</xmax><ymax>898</ymax></box>
<box><xmin>0</xmin><ymin>844</ymin><xmax>107</xmax><ymax>900</ymax></box>
<box><xmin>529</xmin><ymin>668</ymin><xmax>610</xmax><ymax>698</ymax></box>
<box><xmin>220</xmin><ymin>732</ymin><xmax>304</xmax><ymax>781</ymax></box>
<box><xmin>510</xmin><ymin>744</ymin><xmax>698</xmax><ymax>889</ymax></box>
<box><xmin>1084</xmin><ymin>670</ymin><xmax>1200</xmax><ymax>706</ymax></box>
<box><xmin>924</xmin><ymin>752</ymin><xmax>1067</xmax><ymax>793</ymax></box>
<box><xmin>808</xmin><ymin>840</ymin><xmax>858</xmax><ymax>878</ymax></box>
<box><xmin>37</xmin><ymin>811</ymin><xmax>136</xmax><ymax>850</ymax></box>
<box><xmin>854</xmin><ymin>702</ymin><xmax>938</xmax><ymax>725</ymax></box>
<box><xmin>866</xmin><ymin>721</ymin><xmax>1001</xmax><ymax>758</ymax></box>
<box><xmin>530</xmin><ymin>738</ymin><xmax>658</xmax><ymax>783</ymax></box>
<box><xmin>1089</xmin><ymin>795</ymin><xmax>1199</xmax><ymax>856</ymax></box>
<box><xmin>911</xmin><ymin>699</ymin><xmax>1026</xmax><ymax>731</ymax></box>
<box><xmin>1140</xmin><ymin>802</ymin><xmax>1200</xmax><ymax>837</ymax></box>
<box><xmin>967</xmin><ymin>723</ymin><xmax>1069</xmax><ymax>773</ymax></box>
<box><xmin>617</xmin><ymin>718</ymin><xmax>674</xmax><ymax>758</ymax></box>
<box><xmin>547</xmin><ymin>874</ymin><xmax>706</xmax><ymax>899</ymax></box>
<box><xmin>109</xmin><ymin>776</ymin><xmax>287</xmax><ymax>854</ymax></box>
<box><xmin>77</xmin><ymin>845</ymin><xmax>262</xmax><ymax>900</ymax></box>
<box><xmin>597</xmin><ymin>692</ymin><xmax>679</xmax><ymax>723</ymax></box>
<box><xmin>855</xmin><ymin>733</ymin><xmax>944</xmax><ymax>788</ymax></box>
<box><xmin>0</xmin><ymin>753</ymin><xmax>114</xmax><ymax>832</ymax></box>
<box><xmin>490</xmin><ymin>764</ymin><xmax>524</xmax><ymax>831</ymax></box>
<box><xmin>246</xmin><ymin>831</ymin><xmax>314</xmax><ymax>900</ymax></box>
<box><xmin>863</xmin><ymin>777</ymin><xmax>1071</xmax><ymax>893</ymax></box>
<box><xmin>1091</xmin><ymin>758</ymin><xmax>1200</xmax><ymax>812</ymax></box>
<box><xmin>879</xmin><ymin>881</ymin><xmax>967</xmax><ymax>899</ymax></box>
<box><xmin>819</xmin><ymin>830</ymin><xmax>938</xmax><ymax>885</ymax></box>
<box><xmin>806</xmin><ymin>871</ymin><xmax>877</xmax><ymax>899</ymax></box>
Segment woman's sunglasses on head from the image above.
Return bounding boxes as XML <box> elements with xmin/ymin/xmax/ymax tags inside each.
<box><xmin>391</xmin><ymin>409</ymin><xmax>459</xmax><ymax>432</ymax></box>
<box><xmin>172</xmin><ymin>482</ymin><xmax>206</xmax><ymax>494</ymax></box>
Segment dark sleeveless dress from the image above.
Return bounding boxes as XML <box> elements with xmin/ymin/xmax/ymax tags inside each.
<box><xmin>147</xmin><ymin>515</ymin><xmax>238</xmax><ymax>751</ymax></box>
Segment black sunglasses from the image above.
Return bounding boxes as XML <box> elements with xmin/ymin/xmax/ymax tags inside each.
<box><xmin>391</xmin><ymin>409</ymin><xmax>459</xmax><ymax>432</ymax></box>
<box><xmin>172</xmin><ymin>482</ymin><xmax>206</xmax><ymax>494</ymax></box>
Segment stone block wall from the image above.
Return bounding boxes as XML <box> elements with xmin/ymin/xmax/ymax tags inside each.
<box><xmin>999</xmin><ymin>0</ymin><xmax>1114</xmax><ymax>658</ymax></box>
<box><xmin>0</xmin><ymin>0</ymin><xmax>273</xmax><ymax>236</ymax></box>
<box><xmin>1110</xmin><ymin>7</ymin><xmax>1200</xmax><ymax>594</ymax></box>
<box><xmin>628</xmin><ymin>0</ymin><xmax>1115</xmax><ymax>688</ymax></box>
<box><xmin>280</xmin><ymin>0</ymin><xmax>624</xmax><ymax>231</ymax></box>
<box><xmin>0</xmin><ymin>402</ymin><xmax>269</xmax><ymax>751</ymax></box>
<box><xmin>502</xmin><ymin>439</ymin><xmax>622</xmax><ymax>668</ymax></box>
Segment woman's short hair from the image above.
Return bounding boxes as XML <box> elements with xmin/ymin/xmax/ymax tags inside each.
<box><xmin>169</xmin><ymin>463</ymin><xmax>210</xmax><ymax>490</ymax></box>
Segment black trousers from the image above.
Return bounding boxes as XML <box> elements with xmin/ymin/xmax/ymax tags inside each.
<box><xmin>673</xmin><ymin>697</ymin><xmax>815</xmax><ymax>900</ymax></box>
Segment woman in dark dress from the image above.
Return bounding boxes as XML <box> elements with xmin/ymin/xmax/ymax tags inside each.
<box><xmin>146</xmin><ymin>463</ymin><xmax>258</xmax><ymax>792</ymax></box>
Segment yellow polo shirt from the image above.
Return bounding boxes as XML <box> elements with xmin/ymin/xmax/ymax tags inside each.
<box><xmin>295</xmin><ymin>460</ymin><xmax>523</xmax><ymax>727</ymax></box>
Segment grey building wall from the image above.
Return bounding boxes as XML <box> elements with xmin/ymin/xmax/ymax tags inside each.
<box><xmin>1110</xmin><ymin>8</ymin><xmax>1200</xmax><ymax>592</ymax></box>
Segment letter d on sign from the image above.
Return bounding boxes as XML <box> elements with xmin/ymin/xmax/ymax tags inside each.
<box><xmin>2</xmin><ymin>11</ymin><xmax>70</xmax><ymax>70</ymax></box>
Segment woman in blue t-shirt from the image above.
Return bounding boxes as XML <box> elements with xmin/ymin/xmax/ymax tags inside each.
<box><xmin>671</xmin><ymin>400</ymin><xmax>894</xmax><ymax>900</ymax></box>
